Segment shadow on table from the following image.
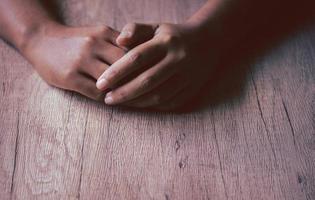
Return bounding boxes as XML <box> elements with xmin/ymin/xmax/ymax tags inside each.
<box><xmin>170</xmin><ymin>0</ymin><xmax>315</xmax><ymax>113</ymax></box>
<box><xmin>40</xmin><ymin>0</ymin><xmax>315</xmax><ymax>114</ymax></box>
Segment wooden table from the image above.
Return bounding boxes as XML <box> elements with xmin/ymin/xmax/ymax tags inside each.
<box><xmin>1</xmin><ymin>0</ymin><xmax>314</xmax><ymax>199</ymax></box>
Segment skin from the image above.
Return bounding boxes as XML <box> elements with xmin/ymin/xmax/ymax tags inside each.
<box><xmin>0</xmin><ymin>0</ymin><xmax>125</xmax><ymax>100</ymax></box>
<box><xmin>96</xmin><ymin>0</ymin><xmax>256</xmax><ymax>110</ymax></box>
<box><xmin>97</xmin><ymin>23</ymin><xmax>214</xmax><ymax>110</ymax></box>
<box><xmin>97</xmin><ymin>0</ymin><xmax>309</xmax><ymax>111</ymax></box>
<box><xmin>1</xmin><ymin>0</ymin><xmax>309</xmax><ymax>110</ymax></box>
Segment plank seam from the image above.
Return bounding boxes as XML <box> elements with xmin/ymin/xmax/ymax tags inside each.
<box><xmin>281</xmin><ymin>99</ymin><xmax>297</xmax><ymax>147</ymax></box>
<box><xmin>10</xmin><ymin>111</ymin><xmax>20</xmax><ymax>198</ymax></box>
<box><xmin>251</xmin><ymin>74</ymin><xmax>278</xmax><ymax>164</ymax></box>
<box><xmin>212</xmin><ymin>111</ymin><xmax>229</xmax><ymax>200</ymax></box>
<box><xmin>77</xmin><ymin>106</ymin><xmax>90</xmax><ymax>200</ymax></box>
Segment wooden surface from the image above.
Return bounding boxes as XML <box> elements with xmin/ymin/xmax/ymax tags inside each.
<box><xmin>0</xmin><ymin>0</ymin><xmax>314</xmax><ymax>199</ymax></box>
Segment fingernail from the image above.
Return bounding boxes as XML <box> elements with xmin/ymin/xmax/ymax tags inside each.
<box><xmin>105</xmin><ymin>93</ymin><xmax>114</xmax><ymax>105</ymax></box>
<box><xmin>119</xmin><ymin>31</ymin><xmax>132</xmax><ymax>39</ymax></box>
<box><xmin>96</xmin><ymin>78</ymin><xmax>108</xmax><ymax>90</ymax></box>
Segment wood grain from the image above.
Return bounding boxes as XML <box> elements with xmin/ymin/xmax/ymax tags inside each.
<box><xmin>0</xmin><ymin>0</ymin><xmax>314</xmax><ymax>199</ymax></box>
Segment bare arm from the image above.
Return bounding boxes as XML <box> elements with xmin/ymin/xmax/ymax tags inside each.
<box><xmin>0</xmin><ymin>0</ymin><xmax>59</xmax><ymax>50</ymax></box>
<box><xmin>95</xmin><ymin>0</ymin><xmax>312</xmax><ymax>110</ymax></box>
<box><xmin>0</xmin><ymin>0</ymin><xmax>125</xmax><ymax>100</ymax></box>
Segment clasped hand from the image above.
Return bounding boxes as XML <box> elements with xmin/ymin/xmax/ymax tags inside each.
<box><xmin>24</xmin><ymin>22</ymin><xmax>214</xmax><ymax>111</ymax></box>
<box><xmin>97</xmin><ymin>23</ymin><xmax>214</xmax><ymax>110</ymax></box>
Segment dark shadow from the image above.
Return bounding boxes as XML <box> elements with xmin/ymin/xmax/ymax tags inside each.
<box><xmin>5</xmin><ymin>0</ymin><xmax>313</xmax><ymax>115</ymax></box>
<box><xmin>39</xmin><ymin>0</ymin><xmax>65</xmax><ymax>24</ymax></box>
<box><xmin>45</xmin><ymin>0</ymin><xmax>315</xmax><ymax>115</ymax></box>
<box><xmin>170</xmin><ymin>0</ymin><xmax>315</xmax><ymax>113</ymax></box>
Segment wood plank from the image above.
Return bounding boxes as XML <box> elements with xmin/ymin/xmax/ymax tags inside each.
<box><xmin>75</xmin><ymin>0</ymin><xmax>314</xmax><ymax>200</ymax></box>
<box><xmin>9</xmin><ymin>80</ymin><xmax>90</xmax><ymax>199</ymax></box>
<box><xmin>0</xmin><ymin>41</ymin><xmax>31</xmax><ymax>200</ymax></box>
<box><xmin>0</xmin><ymin>0</ymin><xmax>314</xmax><ymax>199</ymax></box>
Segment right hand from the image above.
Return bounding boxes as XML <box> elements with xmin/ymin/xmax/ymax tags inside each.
<box><xmin>22</xmin><ymin>24</ymin><xmax>126</xmax><ymax>101</ymax></box>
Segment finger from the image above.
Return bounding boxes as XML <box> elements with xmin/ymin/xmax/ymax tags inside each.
<box><xmin>101</xmin><ymin>26</ymin><xmax>121</xmax><ymax>46</ymax></box>
<box><xmin>123</xmin><ymin>75</ymin><xmax>188</xmax><ymax>108</ymax></box>
<box><xmin>104</xmin><ymin>55</ymin><xmax>178</xmax><ymax>105</ymax></box>
<box><xmin>96</xmin><ymin>39</ymin><xmax>165</xmax><ymax>90</ymax></box>
<box><xmin>80</xmin><ymin>60</ymin><xmax>109</xmax><ymax>80</ymax></box>
<box><xmin>117</xmin><ymin>23</ymin><xmax>158</xmax><ymax>48</ymax></box>
<box><xmin>96</xmin><ymin>41</ymin><xmax>126</xmax><ymax>64</ymax></box>
<box><xmin>72</xmin><ymin>75</ymin><xmax>105</xmax><ymax>101</ymax></box>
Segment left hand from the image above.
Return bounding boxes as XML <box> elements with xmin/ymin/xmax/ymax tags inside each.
<box><xmin>96</xmin><ymin>23</ymin><xmax>216</xmax><ymax>110</ymax></box>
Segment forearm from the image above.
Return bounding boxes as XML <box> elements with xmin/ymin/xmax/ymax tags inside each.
<box><xmin>0</xmin><ymin>0</ymin><xmax>61</xmax><ymax>50</ymax></box>
<box><xmin>186</xmin><ymin>0</ymin><xmax>258</xmax><ymax>49</ymax></box>
<box><xmin>186</xmin><ymin>0</ymin><xmax>284</xmax><ymax>52</ymax></box>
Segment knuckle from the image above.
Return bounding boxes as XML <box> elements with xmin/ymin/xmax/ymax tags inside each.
<box><xmin>106</xmin><ymin>68</ymin><xmax>119</xmax><ymax>80</ymax></box>
<box><xmin>98</xmin><ymin>25</ymin><xmax>112</xmax><ymax>35</ymax></box>
<box><xmin>83</xmin><ymin>35</ymin><xmax>97</xmax><ymax>46</ymax></box>
<box><xmin>175</xmin><ymin>48</ymin><xmax>188</xmax><ymax>61</ymax></box>
<box><xmin>61</xmin><ymin>62</ymin><xmax>81</xmax><ymax>82</ymax></box>
<box><xmin>116</xmin><ymin>90</ymin><xmax>127</xmax><ymax>101</ymax></box>
<box><xmin>99</xmin><ymin>25</ymin><xmax>110</xmax><ymax>31</ymax></box>
<box><xmin>124</xmin><ymin>23</ymin><xmax>137</xmax><ymax>31</ymax></box>
<box><xmin>139</xmin><ymin>75</ymin><xmax>154</xmax><ymax>88</ymax></box>
<box><xmin>127</xmin><ymin>52</ymin><xmax>141</xmax><ymax>64</ymax></box>
<box><xmin>62</xmin><ymin>68</ymin><xmax>76</xmax><ymax>80</ymax></box>
<box><xmin>161</xmin><ymin>34</ymin><xmax>181</xmax><ymax>45</ymax></box>
<box><xmin>178</xmin><ymin>48</ymin><xmax>187</xmax><ymax>58</ymax></box>
<box><xmin>152</xmin><ymin>94</ymin><xmax>161</xmax><ymax>104</ymax></box>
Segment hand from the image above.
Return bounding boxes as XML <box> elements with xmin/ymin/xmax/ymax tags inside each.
<box><xmin>96</xmin><ymin>23</ymin><xmax>215</xmax><ymax>110</ymax></box>
<box><xmin>22</xmin><ymin>24</ymin><xmax>125</xmax><ymax>101</ymax></box>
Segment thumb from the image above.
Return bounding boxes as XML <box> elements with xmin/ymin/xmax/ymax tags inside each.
<box><xmin>116</xmin><ymin>23</ymin><xmax>158</xmax><ymax>49</ymax></box>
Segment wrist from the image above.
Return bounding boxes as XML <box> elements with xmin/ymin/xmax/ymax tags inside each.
<box><xmin>184</xmin><ymin>13</ymin><xmax>234</xmax><ymax>55</ymax></box>
<box><xmin>17</xmin><ymin>20</ymin><xmax>65</xmax><ymax>53</ymax></box>
<box><xmin>179</xmin><ymin>21</ymin><xmax>211</xmax><ymax>50</ymax></box>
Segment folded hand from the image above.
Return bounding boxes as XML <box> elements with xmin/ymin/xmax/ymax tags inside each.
<box><xmin>97</xmin><ymin>23</ymin><xmax>215</xmax><ymax>110</ymax></box>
